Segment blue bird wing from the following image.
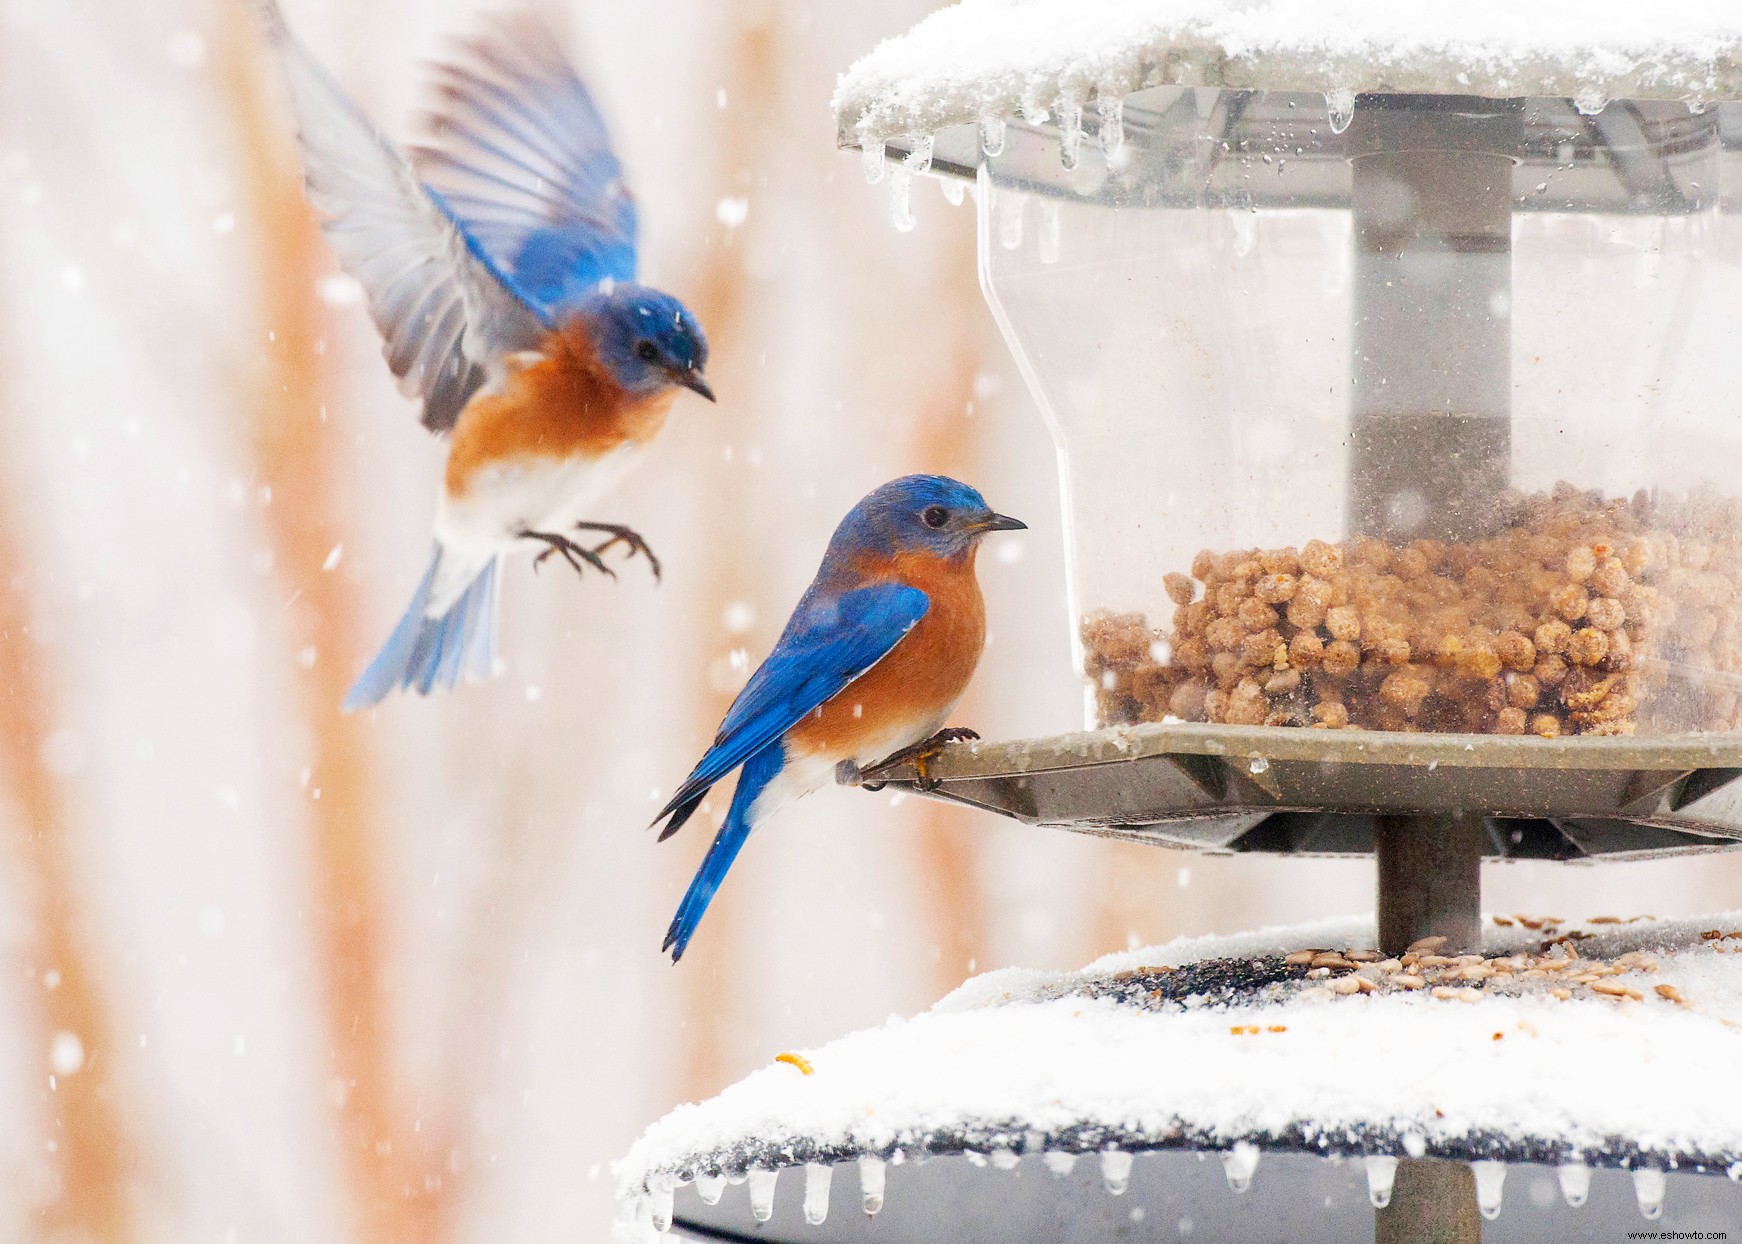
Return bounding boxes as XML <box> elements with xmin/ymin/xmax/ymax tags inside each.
<box><xmin>653</xmin><ymin>582</ymin><xmax>931</xmax><ymax>842</ymax></box>
<box><xmin>410</xmin><ymin>16</ymin><xmax>639</xmax><ymax>316</ymax></box>
<box><xmin>259</xmin><ymin>0</ymin><xmax>549</xmax><ymax>433</ymax></box>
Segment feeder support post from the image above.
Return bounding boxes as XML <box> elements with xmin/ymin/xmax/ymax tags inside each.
<box><xmin>1348</xmin><ymin>96</ymin><xmax>1518</xmax><ymax>1244</ymax></box>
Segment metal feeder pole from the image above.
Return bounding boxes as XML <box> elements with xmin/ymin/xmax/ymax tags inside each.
<box><xmin>1349</xmin><ymin>95</ymin><xmax>1522</xmax><ymax>1244</ymax></box>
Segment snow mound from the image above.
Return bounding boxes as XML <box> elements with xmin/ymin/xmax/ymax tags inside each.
<box><xmin>833</xmin><ymin>1</ymin><xmax>1742</xmax><ymax>144</ymax></box>
<box><xmin>615</xmin><ymin>913</ymin><xmax>1742</xmax><ymax>1238</ymax></box>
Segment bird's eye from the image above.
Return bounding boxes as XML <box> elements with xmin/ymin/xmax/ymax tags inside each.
<box><xmin>922</xmin><ymin>506</ymin><xmax>950</xmax><ymax>529</ymax></box>
<box><xmin>636</xmin><ymin>341</ymin><xmax>660</xmax><ymax>362</ymax></box>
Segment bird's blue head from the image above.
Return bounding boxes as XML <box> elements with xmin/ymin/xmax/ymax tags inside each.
<box><xmin>579</xmin><ymin>283</ymin><xmax>713</xmax><ymax>401</ymax></box>
<box><xmin>830</xmin><ymin>474</ymin><xmax>1026</xmax><ymax>564</ymax></box>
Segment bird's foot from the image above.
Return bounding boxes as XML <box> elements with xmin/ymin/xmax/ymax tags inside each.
<box><xmin>521</xmin><ymin>529</ymin><xmax>616</xmax><ymax>579</ymax></box>
<box><xmin>570</xmin><ymin>521</ymin><xmax>662</xmax><ymax>582</ymax></box>
<box><xmin>874</xmin><ymin>727</ymin><xmax>980</xmax><ymax>791</ymax></box>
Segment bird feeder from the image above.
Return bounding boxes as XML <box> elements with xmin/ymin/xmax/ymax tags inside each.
<box><xmin>616</xmin><ymin>4</ymin><xmax>1742</xmax><ymax>1240</ymax></box>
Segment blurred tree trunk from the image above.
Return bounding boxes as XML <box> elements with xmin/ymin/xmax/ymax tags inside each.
<box><xmin>666</xmin><ymin>5</ymin><xmax>780</xmax><ymax>1104</ymax></box>
<box><xmin>219</xmin><ymin>5</ymin><xmax>455</xmax><ymax>1242</ymax></box>
<box><xmin>0</xmin><ymin>345</ymin><xmax>135</xmax><ymax>1244</ymax></box>
<box><xmin>906</xmin><ymin>303</ymin><xmax>994</xmax><ymax>999</ymax></box>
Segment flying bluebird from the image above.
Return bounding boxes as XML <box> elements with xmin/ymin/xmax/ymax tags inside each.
<box><xmin>652</xmin><ymin>475</ymin><xmax>1025</xmax><ymax>962</ymax></box>
<box><xmin>256</xmin><ymin>2</ymin><xmax>714</xmax><ymax>711</ymax></box>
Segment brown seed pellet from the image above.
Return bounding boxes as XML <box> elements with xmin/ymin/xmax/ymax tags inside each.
<box><xmin>1590</xmin><ymin>557</ymin><xmax>1630</xmax><ymax>598</ymax></box>
<box><xmin>1585</xmin><ymin>596</ymin><xmax>1624</xmax><ymax>631</ymax></box>
<box><xmin>1321</xmin><ymin>639</ymin><xmax>1360</xmax><ymax>677</ymax></box>
<box><xmin>1300</xmin><ymin>539</ymin><xmax>1343</xmax><ymax>577</ymax></box>
<box><xmin>1082</xmin><ymin>486</ymin><xmax>1742</xmax><ymax>736</ymax></box>
<box><xmin>1255</xmin><ymin>573</ymin><xmax>1298</xmax><ymax>605</ymax></box>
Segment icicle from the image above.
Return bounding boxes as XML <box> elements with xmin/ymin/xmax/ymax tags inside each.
<box><xmin>696</xmin><ymin>1173</ymin><xmax>726</xmax><ymax>1206</ymax></box>
<box><xmin>1044</xmin><ymin>1150</ymin><xmax>1077</xmax><ymax>1178</ymax></box>
<box><xmin>966</xmin><ymin>1151</ymin><xmax>988</xmax><ymax>1167</ymax></box>
<box><xmin>1326</xmin><ymin>88</ymin><xmax>1356</xmax><ymax>135</ymax></box>
<box><xmin>889</xmin><ymin>166</ymin><xmax>915</xmax><ymax>233</ymax></box>
<box><xmin>803</xmin><ymin>1164</ymin><xmax>831</xmax><ymax>1226</ymax></box>
<box><xmin>997</xmin><ymin>193</ymin><xmax>1023</xmax><ymax>250</ymax></box>
<box><xmin>980</xmin><ymin>117</ymin><xmax>1007</xmax><ymax>157</ymax></box>
<box><xmin>1222</xmin><ymin>1142</ymin><xmax>1259</xmax><ymax>1193</ymax></box>
<box><xmin>1101</xmin><ymin>1150</ymin><xmax>1132</xmax><ymax>1195</ymax></box>
<box><xmin>1248</xmin><ymin>756</ymin><xmax>1269</xmax><ymax>775</ymax></box>
<box><xmin>1633</xmin><ymin>1168</ymin><xmax>1666</xmax><ymax>1220</ymax></box>
<box><xmin>859</xmin><ymin>1156</ymin><xmax>885</xmax><ymax>1216</ymax></box>
<box><xmin>1098</xmin><ymin>95</ymin><xmax>1124</xmax><ymax>155</ymax></box>
<box><xmin>861</xmin><ymin>139</ymin><xmax>886</xmax><ymax>185</ymax></box>
<box><xmin>1365</xmin><ymin>1156</ymin><xmax>1397</xmax><ymax>1208</ymax></box>
<box><xmin>1038</xmin><ymin>200</ymin><xmax>1061</xmax><ymax>264</ymax></box>
<box><xmin>1574</xmin><ymin>86</ymin><xmax>1609</xmax><ymax>116</ymax></box>
<box><xmin>1401</xmin><ymin>1133</ymin><xmax>1427</xmax><ymax>1159</ymax></box>
<box><xmin>907</xmin><ymin>135</ymin><xmax>935</xmax><ymax>175</ymax></box>
<box><xmin>940</xmin><ymin>178</ymin><xmax>966</xmax><ymax>206</ymax></box>
<box><xmin>1472</xmin><ymin>1161</ymin><xmax>1505</xmax><ymax>1220</ymax></box>
<box><xmin>1688</xmin><ymin>97</ymin><xmax>1710</xmax><ymax>115</ymax></box>
<box><xmin>990</xmin><ymin>1146</ymin><xmax>1021</xmax><ymax>1170</ymax></box>
<box><xmin>1057</xmin><ymin>100</ymin><xmax>1083</xmax><ymax>170</ymax></box>
<box><xmin>1730</xmin><ymin>1161</ymin><xmax>1742</xmax><ymax>1181</ymax></box>
<box><xmin>747</xmin><ymin>1168</ymin><xmax>778</xmax><ymax>1224</ymax></box>
<box><xmin>623</xmin><ymin>1196</ymin><xmax>658</xmax><ymax>1244</ymax></box>
<box><xmin>649</xmin><ymin>1177</ymin><xmax>676</xmax><ymax>1233</ymax></box>
<box><xmin>1557</xmin><ymin>1162</ymin><xmax>1590</xmax><ymax>1208</ymax></box>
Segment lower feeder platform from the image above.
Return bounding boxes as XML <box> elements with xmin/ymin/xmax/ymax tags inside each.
<box><xmin>615</xmin><ymin>915</ymin><xmax>1742</xmax><ymax>1242</ymax></box>
<box><xmin>854</xmin><ymin>723</ymin><xmax>1742</xmax><ymax>861</ymax></box>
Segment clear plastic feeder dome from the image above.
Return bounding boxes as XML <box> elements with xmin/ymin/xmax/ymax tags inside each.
<box><xmin>978</xmin><ymin>91</ymin><xmax>1742</xmax><ymax>740</ymax></box>
<box><xmin>837</xmin><ymin>6</ymin><xmax>1742</xmax><ymax>742</ymax></box>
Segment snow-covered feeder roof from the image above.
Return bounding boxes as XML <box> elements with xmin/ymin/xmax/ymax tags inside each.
<box><xmin>617</xmin><ymin>914</ymin><xmax>1742</xmax><ymax>1239</ymax></box>
<box><xmin>833</xmin><ymin>0</ymin><xmax>1742</xmax><ymax>149</ymax></box>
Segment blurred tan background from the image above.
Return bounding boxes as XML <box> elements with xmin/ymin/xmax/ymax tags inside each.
<box><xmin>0</xmin><ymin>0</ymin><xmax>1738</xmax><ymax>1240</ymax></box>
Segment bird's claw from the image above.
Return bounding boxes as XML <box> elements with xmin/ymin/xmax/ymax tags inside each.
<box><xmin>874</xmin><ymin>727</ymin><xmax>981</xmax><ymax>792</ymax></box>
<box><xmin>521</xmin><ymin>529</ymin><xmax>616</xmax><ymax>580</ymax></box>
<box><xmin>570</xmin><ymin>521</ymin><xmax>662</xmax><ymax>582</ymax></box>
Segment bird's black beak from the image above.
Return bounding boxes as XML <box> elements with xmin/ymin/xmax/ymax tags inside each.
<box><xmin>680</xmin><ymin>369</ymin><xmax>715</xmax><ymax>402</ymax></box>
<box><xmin>976</xmin><ymin>512</ymin><xmax>1027</xmax><ymax>533</ymax></box>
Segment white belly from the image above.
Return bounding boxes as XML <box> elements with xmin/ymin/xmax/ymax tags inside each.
<box><xmin>427</xmin><ymin>443</ymin><xmax>647</xmax><ymax>614</ymax></box>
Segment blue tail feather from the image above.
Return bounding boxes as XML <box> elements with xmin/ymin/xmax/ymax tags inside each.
<box><xmin>663</xmin><ymin>745</ymin><xmax>784</xmax><ymax>963</ymax></box>
<box><xmin>343</xmin><ymin>549</ymin><xmax>499</xmax><ymax>711</ymax></box>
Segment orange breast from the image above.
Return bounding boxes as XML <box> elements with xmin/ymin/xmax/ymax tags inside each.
<box><xmin>444</xmin><ymin>324</ymin><xmax>675</xmax><ymax>497</ymax></box>
<box><xmin>786</xmin><ymin>549</ymin><xmax>988</xmax><ymax>760</ymax></box>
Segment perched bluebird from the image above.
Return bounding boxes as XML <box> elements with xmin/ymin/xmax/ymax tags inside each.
<box><xmin>652</xmin><ymin>475</ymin><xmax>1025</xmax><ymax>962</ymax></box>
<box><xmin>256</xmin><ymin>2</ymin><xmax>714</xmax><ymax>710</ymax></box>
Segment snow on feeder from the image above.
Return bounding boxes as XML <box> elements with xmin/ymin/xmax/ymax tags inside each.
<box><xmin>619</xmin><ymin>917</ymin><xmax>1742</xmax><ymax>1241</ymax></box>
<box><xmin>616</xmin><ymin>4</ymin><xmax>1742</xmax><ymax>1241</ymax></box>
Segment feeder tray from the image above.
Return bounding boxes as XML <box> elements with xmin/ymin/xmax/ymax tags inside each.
<box><xmin>853</xmin><ymin>724</ymin><xmax>1742</xmax><ymax>860</ymax></box>
<box><xmin>617</xmin><ymin>916</ymin><xmax>1742</xmax><ymax>1242</ymax></box>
